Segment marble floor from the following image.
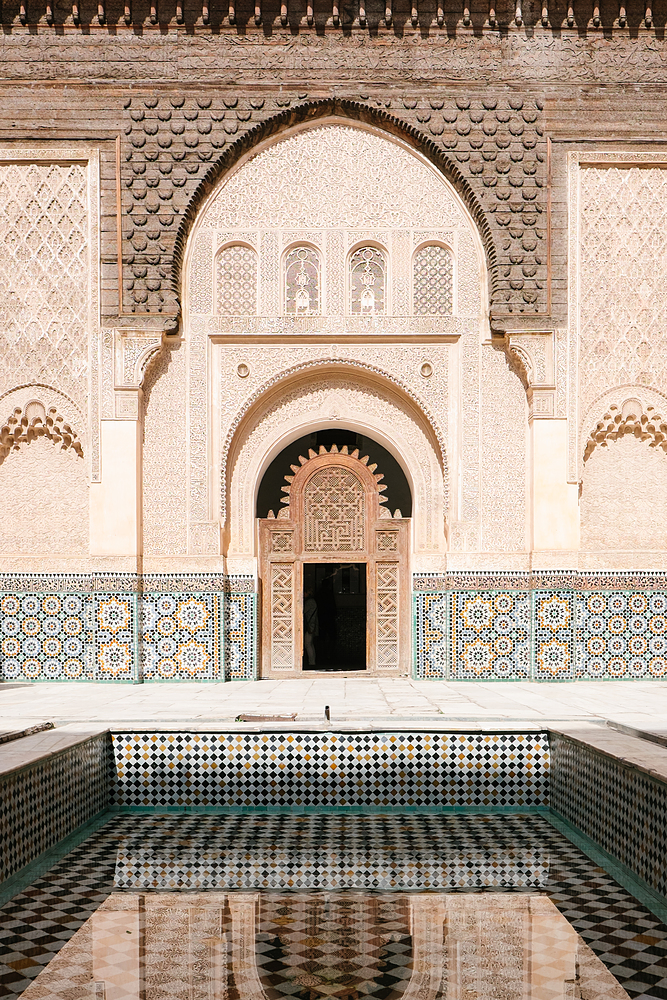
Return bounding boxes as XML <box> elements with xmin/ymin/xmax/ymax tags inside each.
<box><xmin>2</xmin><ymin>813</ymin><xmax>667</xmax><ymax>1000</ymax></box>
<box><xmin>1</xmin><ymin>677</ymin><xmax>667</xmax><ymax>730</ymax></box>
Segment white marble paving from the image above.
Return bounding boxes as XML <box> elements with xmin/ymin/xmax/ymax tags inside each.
<box><xmin>0</xmin><ymin>678</ymin><xmax>665</xmax><ymax>728</ymax></box>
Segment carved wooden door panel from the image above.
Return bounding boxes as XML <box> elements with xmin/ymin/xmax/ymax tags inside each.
<box><xmin>259</xmin><ymin>446</ymin><xmax>410</xmax><ymax>677</ymax></box>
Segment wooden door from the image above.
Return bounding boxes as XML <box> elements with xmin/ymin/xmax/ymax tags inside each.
<box><xmin>259</xmin><ymin>445</ymin><xmax>410</xmax><ymax>676</ymax></box>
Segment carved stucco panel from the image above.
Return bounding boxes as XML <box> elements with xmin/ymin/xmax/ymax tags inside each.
<box><xmin>572</xmin><ymin>153</ymin><xmax>667</xmax><ymax>479</ymax></box>
<box><xmin>187</xmin><ymin>316</ymin><xmax>210</xmax><ymax>543</ymax></box>
<box><xmin>143</xmin><ymin>345</ymin><xmax>188</xmax><ymax>557</ymax></box>
<box><xmin>0</xmin><ymin>148</ymin><xmax>100</xmax><ymax>480</ymax></box>
<box><xmin>0</xmin><ymin>436</ymin><xmax>88</xmax><ymax>556</ymax></box>
<box><xmin>203</xmin><ymin>124</ymin><xmax>470</xmax><ymax>232</ymax></box>
<box><xmin>581</xmin><ymin>434</ymin><xmax>667</xmax><ymax>552</ymax></box>
<box><xmin>216</xmin><ymin>344</ymin><xmax>449</xmax><ymax>531</ymax></box>
<box><xmin>227</xmin><ymin>375</ymin><xmax>445</xmax><ymax>563</ymax></box>
<box><xmin>480</xmin><ymin>344</ymin><xmax>526</xmax><ymax>553</ymax></box>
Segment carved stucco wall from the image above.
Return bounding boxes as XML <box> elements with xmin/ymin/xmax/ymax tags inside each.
<box><xmin>142</xmin><ymin>345</ymin><xmax>188</xmax><ymax>557</ymax></box>
<box><xmin>0</xmin><ymin>150</ymin><xmax>98</xmax><ymax>560</ymax></box>
<box><xmin>225</xmin><ymin>370</ymin><xmax>446</xmax><ymax>574</ymax></box>
<box><xmin>581</xmin><ymin>435</ymin><xmax>667</xmax><ymax>553</ymax></box>
<box><xmin>570</xmin><ymin>153</ymin><xmax>667</xmax><ymax>559</ymax></box>
<box><xmin>572</xmin><ymin>154</ymin><xmax>667</xmax><ymax>479</ymax></box>
<box><xmin>0</xmin><ymin>438</ymin><xmax>88</xmax><ymax>556</ymax></box>
<box><xmin>178</xmin><ymin>120</ymin><xmax>532</xmax><ymax>567</ymax></box>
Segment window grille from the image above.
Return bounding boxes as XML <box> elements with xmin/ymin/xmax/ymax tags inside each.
<box><xmin>284</xmin><ymin>246</ymin><xmax>320</xmax><ymax>316</ymax></box>
<box><xmin>413</xmin><ymin>244</ymin><xmax>453</xmax><ymax>315</ymax></box>
<box><xmin>216</xmin><ymin>244</ymin><xmax>257</xmax><ymax>316</ymax></box>
<box><xmin>350</xmin><ymin>246</ymin><xmax>387</xmax><ymax>316</ymax></box>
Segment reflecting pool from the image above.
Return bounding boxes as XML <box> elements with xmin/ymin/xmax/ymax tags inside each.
<box><xmin>1</xmin><ymin>814</ymin><xmax>666</xmax><ymax>999</ymax></box>
<box><xmin>19</xmin><ymin>891</ymin><xmax>629</xmax><ymax>1000</ymax></box>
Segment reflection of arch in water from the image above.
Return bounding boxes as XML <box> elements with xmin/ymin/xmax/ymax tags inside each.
<box><xmin>229</xmin><ymin>894</ymin><xmax>446</xmax><ymax>1000</ymax></box>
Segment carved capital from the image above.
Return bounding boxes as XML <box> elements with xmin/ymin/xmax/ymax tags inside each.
<box><xmin>506</xmin><ymin>331</ymin><xmax>556</xmax><ymax>420</ymax></box>
<box><xmin>114</xmin><ymin>329</ymin><xmax>164</xmax><ymax>391</ymax></box>
<box><xmin>112</xmin><ymin>329</ymin><xmax>164</xmax><ymax>421</ymax></box>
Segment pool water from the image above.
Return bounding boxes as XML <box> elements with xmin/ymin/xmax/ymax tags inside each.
<box><xmin>1</xmin><ymin>814</ymin><xmax>666</xmax><ymax>999</ymax></box>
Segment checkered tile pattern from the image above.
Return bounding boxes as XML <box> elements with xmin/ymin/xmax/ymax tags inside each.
<box><xmin>113</xmin><ymin>812</ymin><xmax>550</xmax><ymax>890</ymax></box>
<box><xmin>551</xmin><ymin>733</ymin><xmax>667</xmax><ymax>901</ymax></box>
<box><xmin>111</xmin><ymin>732</ymin><xmax>549</xmax><ymax>809</ymax></box>
<box><xmin>3</xmin><ymin>813</ymin><xmax>667</xmax><ymax>1000</ymax></box>
<box><xmin>0</xmin><ymin>575</ymin><xmax>256</xmax><ymax>682</ymax></box>
<box><xmin>0</xmin><ymin>733</ymin><xmax>112</xmax><ymax>883</ymax></box>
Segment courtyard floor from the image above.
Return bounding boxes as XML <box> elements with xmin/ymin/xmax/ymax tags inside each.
<box><xmin>1</xmin><ymin>677</ymin><xmax>667</xmax><ymax>734</ymax></box>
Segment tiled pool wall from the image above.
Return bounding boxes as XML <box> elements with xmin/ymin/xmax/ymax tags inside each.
<box><xmin>4</xmin><ymin>727</ymin><xmax>667</xmax><ymax>913</ymax></box>
<box><xmin>0</xmin><ymin>732</ymin><xmax>113</xmax><ymax>883</ymax></box>
<box><xmin>2</xmin><ymin>570</ymin><xmax>667</xmax><ymax>682</ymax></box>
<box><xmin>111</xmin><ymin>731</ymin><xmax>550</xmax><ymax>810</ymax></box>
<box><xmin>551</xmin><ymin>731</ymin><xmax>667</xmax><ymax>900</ymax></box>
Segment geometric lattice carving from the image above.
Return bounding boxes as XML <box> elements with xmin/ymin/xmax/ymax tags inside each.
<box><xmin>284</xmin><ymin>245</ymin><xmax>320</xmax><ymax>316</ymax></box>
<box><xmin>304</xmin><ymin>466</ymin><xmax>366</xmax><ymax>551</ymax></box>
<box><xmin>0</xmin><ymin>401</ymin><xmax>83</xmax><ymax>465</ymax></box>
<box><xmin>350</xmin><ymin>246</ymin><xmax>386</xmax><ymax>316</ymax></box>
<box><xmin>578</xmin><ymin>165</ymin><xmax>667</xmax><ymax>420</ymax></box>
<box><xmin>216</xmin><ymin>244</ymin><xmax>257</xmax><ymax>316</ymax></box>
<box><xmin>376</xmin><ymin>561</ymin><xmax>399</xmax><ymax>669</ymax></box>
<box><xmin>413</xmin><ymin>244</ymin><xmax>453</xmax><ymax>315</ymax></box>
<box><xmin>270</xmin><ymin>563</ymin><xmax>294</xmax><ymax>670</ymax></box>
<box><xmin>0</xmin><ymin>162</ymin><xmax>89</xmax><ymax>410</ymax></box>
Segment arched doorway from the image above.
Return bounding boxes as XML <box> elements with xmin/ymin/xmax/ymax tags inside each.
<box><xmin>259</xmin><ymin>443</ymin><xmax>410</xmax><ymax>675</ymax></box>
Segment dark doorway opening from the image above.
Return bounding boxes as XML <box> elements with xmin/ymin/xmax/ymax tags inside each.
<box><xmin>303</xmin><ymin>563</ymin><xmax>367</xmax><ymax>671</ymax></box>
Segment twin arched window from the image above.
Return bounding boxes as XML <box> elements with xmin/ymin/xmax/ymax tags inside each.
<box><xmin>215</xmin><ymin>241</ymin><xmax>453</xmax><ymax>317</ymax></box>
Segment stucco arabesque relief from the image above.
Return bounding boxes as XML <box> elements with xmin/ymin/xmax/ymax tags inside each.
<box><xmin>223</xmin><ymin>363</ymin><xmax>447</xmax><ymax>572</ymax></box>
<box><xmin>0</xmin><ymin>147</ymin><xmax>100</xmax><ymax>480</ymax></box>
<box><xmin>570</xmin><ymin>152</ymin><xmax>667</xmax><ymax>482</ymax></box>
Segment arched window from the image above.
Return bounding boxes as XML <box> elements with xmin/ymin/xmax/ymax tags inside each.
<box><xmin>413</xmin><ymin>244</ymin><xmax>453</xmax><ymax>315</ymax></box>
<box><xmin>216</xmin><ymin>244</ymin><xmax>257</xmax><ymax>316</ymax></box>
<box><xmin>284</xmin><ymin>245</ymin><xmax>320</xmax><ymax>316</ymax></box>
<box><xmin>349</xmin><ymin>246</ymin><xmax>387</xmax><ymax>316</ymax></box>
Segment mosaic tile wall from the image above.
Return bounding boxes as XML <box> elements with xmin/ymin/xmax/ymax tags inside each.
<box><xmin>0</xmin><ymin>574</ymin><xmax>256</xmax><ymax>682</ymax></box>
<box><xmin>111</xmin><ymin>731</ymin><xmax>549</xmax><ymax>809</ymax></box>
<box><xmin>550</xmin><ymin>732</ymin><xmax>667</xmax><ymax>900</ymax></box>
<box><xmin>414</xmin><ymin>571</ymin><xmax>667</xmax><ymax>680</ymax></box>
<box><xmin>0</xmin><ymin>732</ymin><xmax>112</xmax><ymax>883</ymax></box>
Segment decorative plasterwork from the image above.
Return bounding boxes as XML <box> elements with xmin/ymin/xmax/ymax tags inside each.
<box><xmin>0</xmin><ymin>400</ymin><xmax>83</xmax><ymax>464</ymax></box>
<box><xmin>226</xmin><ymin>368</ymin><xmax>446</xmax><ymax>569</ymax></box>
<box><xmin>582</xmin><ymin>390</ymin><xmax>667</xmax><ymax>463</ymax></box>
<box><xmin>0</xmin><ymin>145</ymin><xmax>100</xmax><ymax>479</ymax></box>
<box><xmin>569</xmin><ymin>151</ymin><xmax>667</xmax><ymax>482</ymax></box>
<box><xmin>506</xmin><ymin>331</ymin><xmax>556</xmax><ymax>419</ymax></box>
<box><xmin>113</xmin><ymin>329</ymin><xmax>164</xmax><ymax>419</ymax></box>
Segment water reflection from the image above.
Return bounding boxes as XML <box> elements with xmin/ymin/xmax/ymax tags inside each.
<box><xmin>112</xmin><ymin>815</ymin><xmax>550</xmax><ymax>890</ymax></box>
<box><xmin>21</xmin><ymin>892</ymin><xmax>629</xmax><ymax>1000</ymax></box>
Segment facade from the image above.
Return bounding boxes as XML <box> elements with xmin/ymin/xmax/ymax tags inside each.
<box><xmin>1</xmin><ymin>11</ymin><xmax>667</xmax><ymax>681</ymax></box>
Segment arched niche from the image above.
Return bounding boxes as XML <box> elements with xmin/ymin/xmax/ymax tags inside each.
<box><xmin>224</xmin><ymin>365</ymin><xmax>446</xmax><ymax>573</ymax></box>
<box><xmin>256</xmin><ymin>428</ymin><xmax>413</xmax><ymax>519</ymax></box>
<box><xmin>184</xmin><ymin>117</ymin><xmax>487</xmax><ymax>320</ymax></box>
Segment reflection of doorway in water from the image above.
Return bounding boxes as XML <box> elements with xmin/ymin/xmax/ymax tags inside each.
<box><xmin>303</xmin><ymin>563</ymin><xmax>367</xmax><ymax>671</ymax></box>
